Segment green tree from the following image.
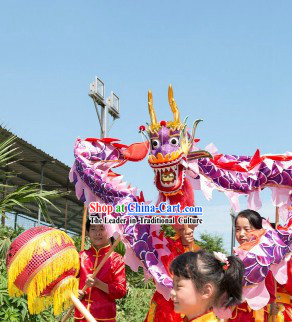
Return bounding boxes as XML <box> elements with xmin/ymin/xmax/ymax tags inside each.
<box><xmin>196</xmin><ymin>231</ymin><xmax>227</xmax><ymax>253</ymax></box>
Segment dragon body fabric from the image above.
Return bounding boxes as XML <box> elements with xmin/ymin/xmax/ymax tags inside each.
<box><xmin>70</xmin><ymin>85</ymin><xmax>292</xmax><ymax>304</ymax></box>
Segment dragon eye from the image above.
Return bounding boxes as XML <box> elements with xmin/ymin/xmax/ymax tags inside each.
<box><xmin>169</xmin><ymin>137</ymin><xmax>179</xmax><ymax>146</ymax></box>
<box><xmin>151</xmin><ymin>139</ymin><xmax>160</xmax><ymax>150</ymax></box>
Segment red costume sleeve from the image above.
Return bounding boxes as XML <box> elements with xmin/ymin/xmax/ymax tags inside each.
<box><xmin>107</xmin><ymin>253</ymin><xmax>127</xmax><ymax>300</ymax></box>
<box><xmin>265</xmin><ymin>271</ymin><xmax>276</xmax><ymax>303</ymax></box>
<box><xmin>283</xmin><ymin>259</ymin><xmax>292</xmax><ymax>294</ymax></box>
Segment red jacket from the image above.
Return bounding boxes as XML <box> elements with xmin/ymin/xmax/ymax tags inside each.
<box><xmin>74</xmin><ymin>245</ymin><xmax>126</xmax><ymax>321</ymax></box>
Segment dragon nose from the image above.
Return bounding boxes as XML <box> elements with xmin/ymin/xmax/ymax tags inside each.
<box><xmin>154</xmin><ymin>145</ymin><xmax>178</xmax><ymax>158</ymax></box>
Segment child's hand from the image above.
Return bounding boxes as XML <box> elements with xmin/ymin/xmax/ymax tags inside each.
<box><xmin>78</xmin><ymin>290</ymin><xmax>85</xmax><ymax>300</ymax></box>
<box><xmin>85</xmin><ymin>274</ymin><xmax>96</xmax><ymax>288</ymax></box>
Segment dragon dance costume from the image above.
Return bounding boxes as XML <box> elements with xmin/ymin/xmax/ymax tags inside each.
<box><xmin>273</xmin><ymin>217</ymin><xmax>292</xmax><ymax>322</ymax></box>
<box><xmin>70</xmin><ymin>85</ymin><xmax>292</xmax><ymax>320</ymax></box>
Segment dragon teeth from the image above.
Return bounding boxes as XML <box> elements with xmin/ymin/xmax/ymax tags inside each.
<box><xmin>154</xmin><ymin>165</ymin><xmax>179</xmax><ymax>174</ymax></box>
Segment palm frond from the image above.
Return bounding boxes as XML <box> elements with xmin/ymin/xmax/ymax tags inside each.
<box><xmin>0</xmin><ymin>136</ymin><xmax>20</xmax><ymax>168</ymax></box>
<box><xmin>0</xmin><ymin>183</ymin><xmax>65</xmax><ymax>215</ymax></box>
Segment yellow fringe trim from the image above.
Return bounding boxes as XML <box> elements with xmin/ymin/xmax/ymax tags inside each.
<box><xmin>53</xmin><ymin>276</ymin><xmax>78</xmax><ymax>316</ymax></box>
<box><xmin>27</xmin><ymin>276</ymin><xmax>78</xmax><ymax>316</ymax></box>
<box><xmin>8</xmin><ymin>284</ymin><xmax>24</xmax><ymax>297</ymax></box>
<box><xmin>7</xmin><ymin>229</ymin><xmax>75</xmax><ymax>295</ymax></box>
<box><xmin>25</xmin><ymin>247</ymin><xmax>79</xmax><ymax>314</ymax></box>
<box><xmin>29</xmin><ymin>296</ymin><xmax>53</xmax><ymax>315</ymax></box>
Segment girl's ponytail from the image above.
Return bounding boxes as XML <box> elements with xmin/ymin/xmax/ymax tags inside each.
<box><xmin>220</xmin><ymin>255</ymin><xmax>244</xmax><ymax>307</ymax></box>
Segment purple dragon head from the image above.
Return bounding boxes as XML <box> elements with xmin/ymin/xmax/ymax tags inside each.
<box><xmin>141</xmin><ymin>85</ymin><xmax>212</xmax><ymax>197</ymax></box>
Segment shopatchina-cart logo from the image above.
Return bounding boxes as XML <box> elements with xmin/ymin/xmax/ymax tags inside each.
<box><xmin>88</xmin><ymin>201</ymin><xmax>204</xmax><ymax>225</ymax></box>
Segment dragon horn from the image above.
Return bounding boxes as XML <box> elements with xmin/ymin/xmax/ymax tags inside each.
<box><xmin>188</xmin><ymin>120</ymin><xmax>203</xmax><ymax>151</ymax></box>
<box><xmin>148</xmin><ymin>90</ymin><xmax>158</xmax><ymax>127</ymax></box>
<box><xmin>187</xmin><ymin>119</ymin><xmax>203</xmax><ymax>152</ymax></box>
<box><xmin>168</xmin><ymin>84</ymin><xmax>180</xmax><ymax>124</ymax></box>
<box><xmin>191</xmin><ymin>119</ymin><xmax>203</xmax><ymax>143</ymax></box>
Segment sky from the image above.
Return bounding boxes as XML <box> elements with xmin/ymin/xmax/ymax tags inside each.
<box><xmin>1</xmin><ymin>1</ymin><xmax>291</xmax><ymax>252</ymax></box>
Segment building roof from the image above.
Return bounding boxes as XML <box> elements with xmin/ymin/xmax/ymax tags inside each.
<box><xmin>0</xmin><ymin>126</ymin><xmax>84</xmax><ymax>234</ymax></box>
